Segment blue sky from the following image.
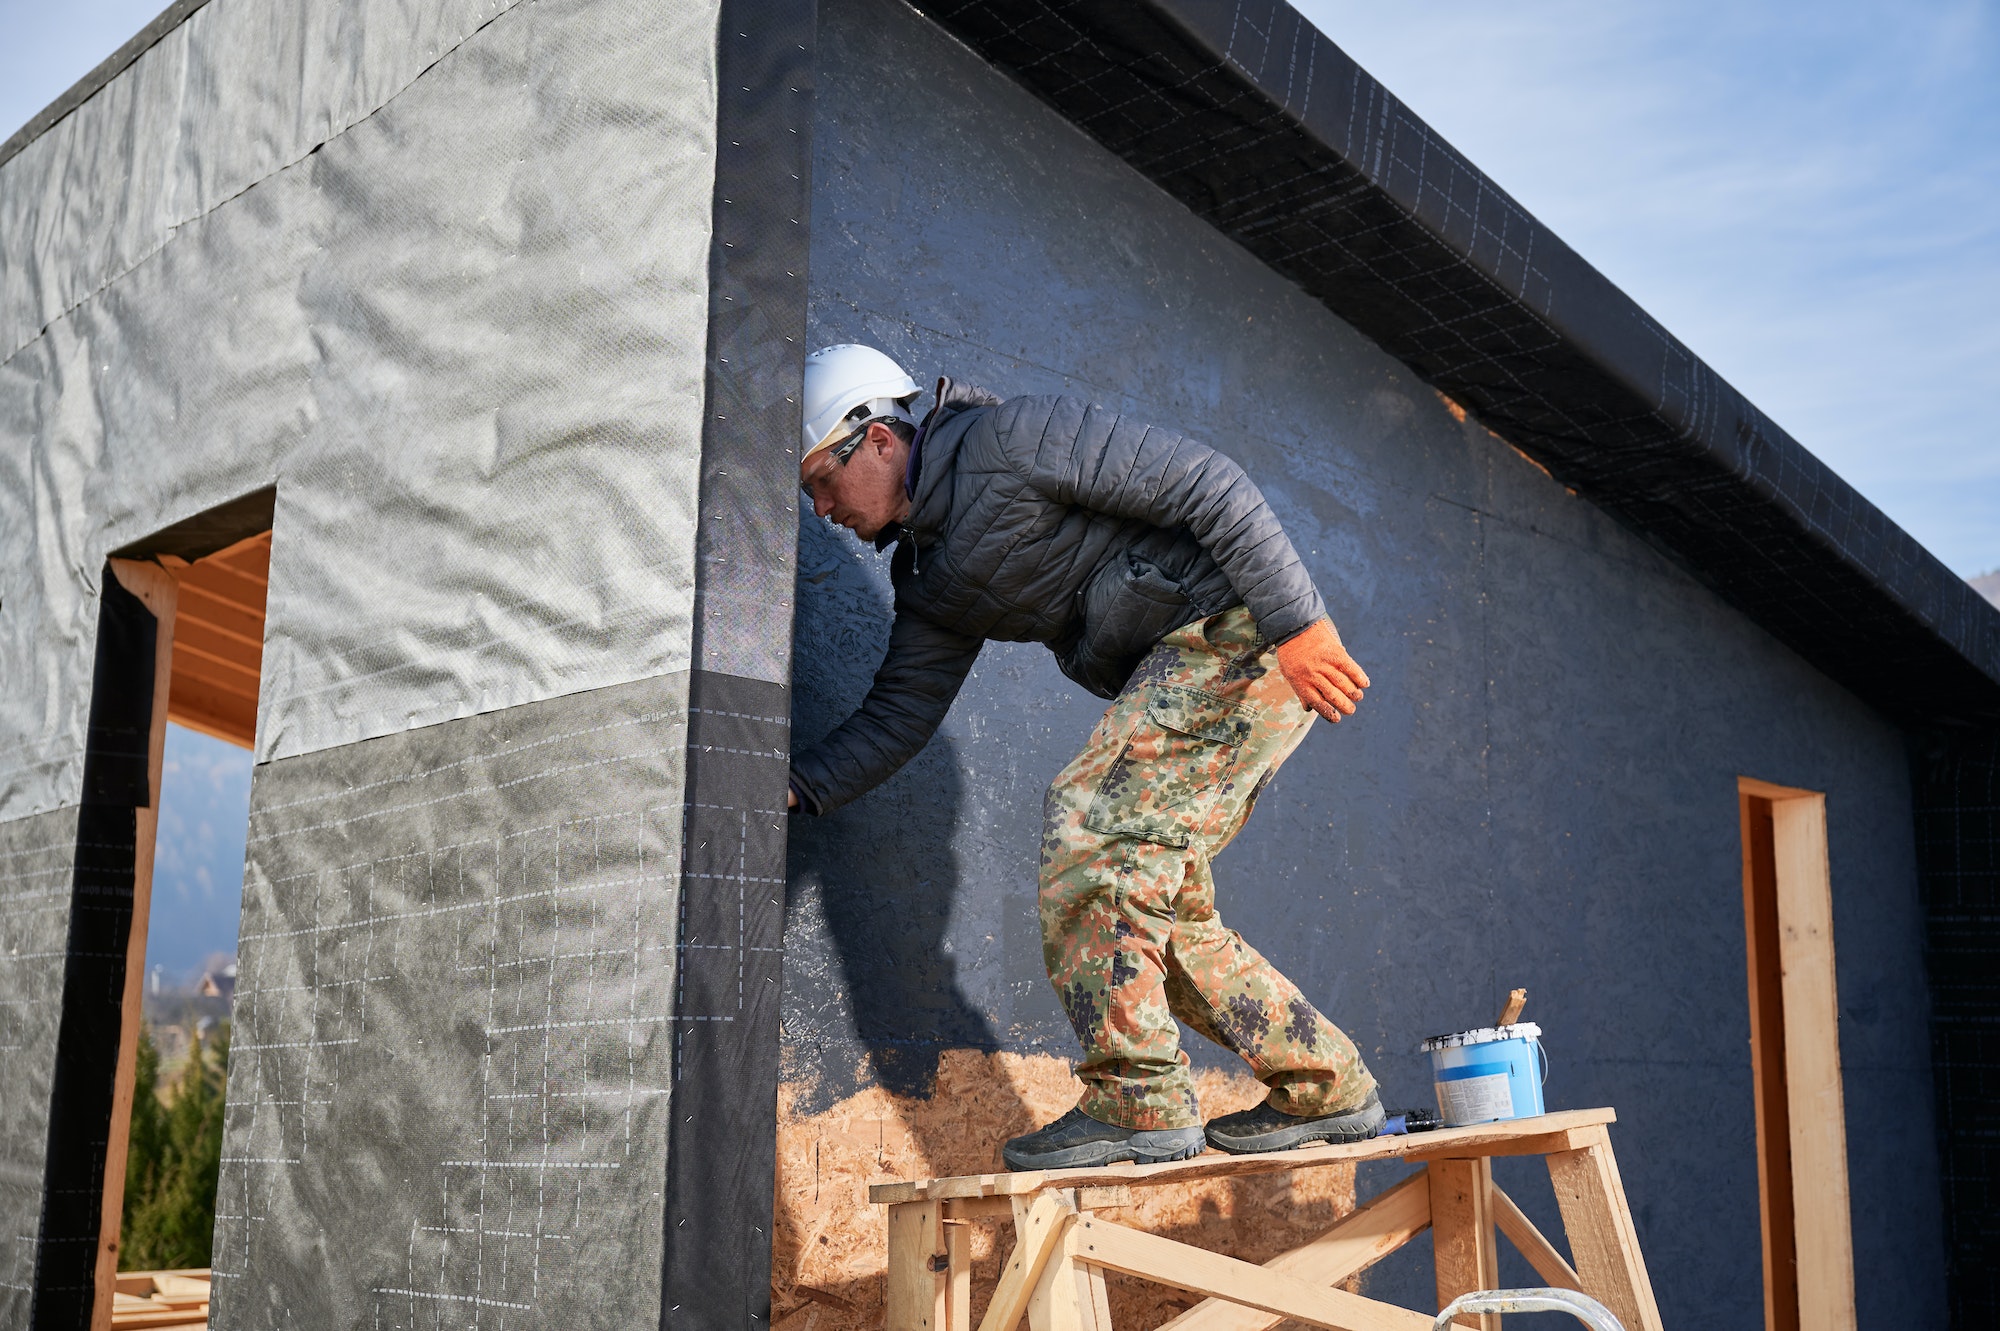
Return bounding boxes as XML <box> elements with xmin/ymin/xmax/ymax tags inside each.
<box><xmin>148</xmin><ymin>723</ymin><xmax>250</xmax><ymax>986</ymax></box>
<box><xmin>1294</xmin><ymin>0</ymin><xmax>1999</xmax><ymax>579</ymax></box>
<box><xmin>3</xmin><ymin>0</ymin><xmax>1995</xmax><ymax>580</ymax></box>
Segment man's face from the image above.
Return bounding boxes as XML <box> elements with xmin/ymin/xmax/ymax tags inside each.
<box><xmin>800</xmin><ymin>421</ymin><xmax>911</xmax><ymax>541</ymax></box>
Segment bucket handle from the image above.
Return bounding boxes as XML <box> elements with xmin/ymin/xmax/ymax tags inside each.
<box><xmin>1535</xmin><ymin>1038</ymin><xmax>1550</xmax><ymax>1088</ymax></box>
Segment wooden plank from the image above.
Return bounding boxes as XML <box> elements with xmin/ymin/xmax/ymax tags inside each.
<box><xmin>165</xmin><ymin>685</ymin><xmax>256</xmax><ymax>750</ymax></box>
<box><xmin>171</xmin><ymin>577</ymin><xmax>268</xmax><ymax>639</ymax></box>
<box><xmin>1160</xmin><ymin>1168</ymin><xmax>1432</xmax><ymax>1331</ymax></box>
<box><xmin>1737</xmin><ymin>775</ymin><xmax>1816</xmax><ymax>802</ymax></box>
<box><xmin>96</xmin><ymin>560</ymin><xmax>177</xmax><ymax>1331</ymax></box>
<box><xmin>1082</xmin><ymin>1263</ymin><xmax>1113</xmax><ymax>1331</ymax></box>
<box><xmin>1025</xmin><ymin>1232</ymin><xmax>1089</xmax><ymax>1331</ymax></box>
<box><xmin>107</xmin><ymin>1306</ymin><xmax>207</xmax><ymax>1330</ymax></box>
<box><xmin>1770</xmin><ymin>792</ymin><xmax>1857</xmax><ymax>1331</ymax></box>
<box><xmin>168</xmin><ymin>627</ymin><xmax>263</xmax><ymax>683</ymax></box>
<box><xmin>946</xmin><ymin>1197</ymin><xmax>1018</xmax><ymax>1222</ymax></box>
<box><xmin>869</xmin><ymin>1110</ymin><xmax>1618</xmax><ymax>1203</ymax></box>
<box><xmin>887</xmin><ymin>1201</ymin><xmax>948</xmax><ymax>1331</ymax></box>
<box><xmin>977</xmin><ymin>1192</ymin><xmax>1074</xmax><ymax>1331</ymax></box>
<box><xmin>1741</xmin><ymin>792</ymin><xmax>1801</xmax><ymax>1331</ymax></box>
<box><xmin>1546</xmin><ymin>1131</ymin><xmax>1664</xmax><ymax>1331</ymax></box>
<box><xmin>1430</xmin><ymin>1159</ymin><xmax>1498</xmax><ymax>1330</ymax></box>
<box><xmin>1071</xmin><ymin>1217</ymin><xmax>1433</xmax><ymax>1331</ymax></box>
<box><xmin>1490</xmin><ymin>1183</ymin><xmax>1582</xmax><ymax>1291</ymax></box>
<box><xmin>947</xmin><ymin>1221</ymin><xmax>973</xmax><ymax>1331</ymax></box>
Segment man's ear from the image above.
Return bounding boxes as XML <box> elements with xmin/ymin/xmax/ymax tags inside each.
<box><xmin>868</xmin><ymin>420</ymin><xmax>901</xmax><ymax>455</ymax></box>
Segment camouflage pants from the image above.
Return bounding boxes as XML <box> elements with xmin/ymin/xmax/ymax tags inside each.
<box><xmin>1041</xmin><ymin>606</ymin><xmax>1376</xmax><ymax>1130</ymax></box>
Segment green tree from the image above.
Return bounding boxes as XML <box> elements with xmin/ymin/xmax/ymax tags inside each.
<box><xmin>120</xmin><ymin>1022</ymin><xmax>228</xmax><ymax>1271</ymax></box>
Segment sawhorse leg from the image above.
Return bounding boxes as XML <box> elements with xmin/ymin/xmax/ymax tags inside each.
<box><xmin>888</xmin><ymin>1200</ymin><xmax>950</xmax><ymax>1331</ymax></box>
<box><xmin>1430</xmin><ymin>1158</ymin><xmax>1499</xmax><ymax>1330</ymax></box>
<box><xmin>1013</xmin><ymin>1193</ymin><xmax>1110</xmax><ymax>1331</ymax></box>
<box><xmin>1546</xmin><ymin>1127</ymin><xmax>1664</xmax><ymax>1331</ymax></box>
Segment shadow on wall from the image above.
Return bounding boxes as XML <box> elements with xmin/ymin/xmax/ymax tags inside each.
<box><xmin>784</xmin><ymin>515</ymin><xmax>1008</xmax><ymax>1098</ymax></box>
<box><xmin>787</xmin><ymin>727</ymin><xmax>1004</xmax><ymax>1094</ymax></box>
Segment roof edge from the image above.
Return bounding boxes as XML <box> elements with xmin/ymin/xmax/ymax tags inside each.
<box><xmin>917</xmin><ymin>0</ymin><xmax>2000</xmax><ymax>726</ymax></box>
<box><xmin>0</xmin><ymin>0</ymin><xmax>217</xmax><ymax>171</ymax></box>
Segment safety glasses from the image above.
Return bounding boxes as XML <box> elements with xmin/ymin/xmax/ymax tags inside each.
<box><xmin>798</xmin><ymin>419</ymin><xmax>879</xmax><ymax>501</ymax></box>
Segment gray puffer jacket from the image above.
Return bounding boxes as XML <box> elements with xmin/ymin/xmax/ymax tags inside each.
<box><xmin>788</xmin><ymin>382</ymin><xmax>1328</xmax><ymax>815</ymax></box>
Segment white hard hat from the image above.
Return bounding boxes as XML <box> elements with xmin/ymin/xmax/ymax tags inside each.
<box><xmin>801</xmin><ymin>344</ymin><xmax>921</xmax><ymax>461</ymax></box>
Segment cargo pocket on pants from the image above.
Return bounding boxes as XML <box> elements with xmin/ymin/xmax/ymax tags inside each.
<box><xmin>1083</xmin><ymin>685</ymin><xmax>1255</xmax><ymax>848</ymax></box>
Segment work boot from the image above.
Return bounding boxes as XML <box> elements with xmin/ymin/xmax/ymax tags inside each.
<box><xmin>1002</xmin><ymin>1107</ymin><xmax>1206</xmax><ymax>1171</ymax></box>
<box><xmin>1203</xmin><ymin>1090</ymin><xmax>1385</xmax><ymax>1154</ymax></box>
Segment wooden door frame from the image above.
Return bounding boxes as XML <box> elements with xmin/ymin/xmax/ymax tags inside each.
<box><xmin>1737</xmin><ymin>777</ymin><xmax>1857</xmax><ymax>1331</ymax></box>
<box><xmin>90</xmin><ymin>559</ymin><xmax>177</xmax><ymax>1329</ymax></box>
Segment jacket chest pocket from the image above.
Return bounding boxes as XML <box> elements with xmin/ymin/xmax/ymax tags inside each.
<box><xmin>1084</xmin><ymin>686</ymin><xmax>1255</xmax><ymax>848</ymax></box>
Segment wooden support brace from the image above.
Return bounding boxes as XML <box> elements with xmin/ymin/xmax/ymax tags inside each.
<box><xmin>1546</xmin><ymin>1128</ymin><xmax>1664</xmax><ymax>1331</ymax></box>
<box><xmin>1072</xmin><ymin>1216</ymin><xmax>1435</xmax><ymax>1331</ymax></box>
<box><xmin>1025</xmin><ymin>1229</ymin><xmax>1092</xmax><ymax>1331</ymax></box>
<box><xmin>1430</xmin><ymin>1159</ymin><xmax>1499</xmax><ymax>1330</ymax></box>
<box><xmin>977</xmin><ymin>1192</ymin><xmax>1075</xmax><ymax>1331</ymax></box>
<box><xmin>1161</xmin><ymin>1168</ymin><xmax>1433</xmax><ymax>1331</ymax></box>
<box><xmin>947</xmin><ymin>1220</ymin><xmax>973</xmax><ymax>1331</ymax></box>
<box><xmin>1490</xmin><ymin>1183</ymin><xmax>1582</xmax><ymax>1292</ymax></box>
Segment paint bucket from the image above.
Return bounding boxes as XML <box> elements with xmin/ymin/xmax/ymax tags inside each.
<box><xmin>1418</xmin><ymin>1023</ymin><xmax>1546</xmax><ymax>1127</ymax></box>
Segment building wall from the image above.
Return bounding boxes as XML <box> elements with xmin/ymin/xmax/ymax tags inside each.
<box><xmin>0</xmin><ymin>807</ymin><xmax>79</xmax><ymax>1325</ymax></box>
<box><xmin>0</xmin><ymin>0</ymin><xmax>718</xmax><ymax>817</ymax></box>
<box><xmin>0</xmin><ymin>0</ymin><xmax>749</xmax><ymax>1325</ymax></box>
<box><xmin>778</xmin><ymin>0</ymin><xmax>1946</xmax><ymax>1326</ymax></box>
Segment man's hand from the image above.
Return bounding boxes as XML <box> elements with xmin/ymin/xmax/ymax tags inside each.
<box><xmin>786</xmin><ymin>786</ymin><xmax>799</xmax><ymax>811</ymax></box>
<box><xmin>1274</xmin><ymin>619</ymin><xmax>1370</xmax><ymax>723</ymax></box>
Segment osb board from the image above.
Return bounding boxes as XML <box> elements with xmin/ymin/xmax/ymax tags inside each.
<box><xmin>772</xmin><ymin>1050</ymin><xmax>1358</xmax><ymax>1331</ymax></box>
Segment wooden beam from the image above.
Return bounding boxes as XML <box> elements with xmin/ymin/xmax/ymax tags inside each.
<box><xmin>1080</xmin><ymin>1262</ymin><xmax>1112</xmax><ymax>1331</ymax></box>
<box><xmin>976</xmin><ymin>1192</ymin><xmax>1074</xmax><ymax>1331</ymax></box>
<box><xmin>869</xmin><ymin>1110</ymin><xmax>1617</xmax><ymax>1203</ymax></box>
<box><xmin>1070</xmin><ymin>1217</ymin><xmax>1434</xmax><ymax>1331</ymax></box>
<box><xmin>1545</xmin><ymin>1130</ymin><xmax>1664</xmax><ymax>1331</ymax></box>
<box><xmin>1025</xmin><ymin>1231</ymin><xmax>1090</xmax><ymax>1331</ymax></box>
<box><xmin>887</xmin><ymin>1202</ymin><xmax>948</xmax><ymax>1331</ymax></box>
<box><xmin>1490</xmin><ymin>1183</ymin><xmax>1582</xmax><ymax>1291</ymax></box>
<box><xmin>1160</xmin><ymin>1168</ymin><xmax>1432</xmax><ymax>1331</ymax></box>
<box><xmin>1742</xmin><ymin>792</ymin><xmax>1801</xmax><ymax>1331</ymax></box>
<box><xmin>94</xmin><ymin>560</ymin><xmax>178</xmax><ymax>1331</ymax></box>
<box><xmin>1737</xmin><ymin>775</ymin><xmax>1817</xmax><ymax>802</ymax></box>
<box><xmin>164</xmin><ymin>691</ymin><xmax>256</xmax><ymax>750</ymax></box>
<box><xmin>947</xmin><ymin>1221</ymin><xmax>973</xmax><ymax>1331</ymax></box>
<box><xmin>1430</xmin><ymin>1159</ymin><xmax>1498</xmax><ymax>1330</ymax></box>
<box><xmin>1770</xmin><ymin>793</ymin><xmax>1857</xmax><ymax>1331</ymax></box>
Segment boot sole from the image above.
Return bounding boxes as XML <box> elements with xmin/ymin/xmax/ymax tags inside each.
<box><xmin>1002</xmin><ymin>1130</ymin><xmax>1206</xmax><ymax>1172</ymax></box>
<box><xmin>1205</xmin><ymin>1105</ymin><xmax>1386</xmax><ymax>1156</ymax></box>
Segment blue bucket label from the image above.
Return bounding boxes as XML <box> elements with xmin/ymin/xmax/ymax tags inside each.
<box><xmin>1434</xmin><ymin>1065</ymin><xmax>1513</xmax><ymax>1124</ymax></box>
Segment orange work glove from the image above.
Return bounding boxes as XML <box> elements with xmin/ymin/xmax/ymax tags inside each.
<box><xmin>1274</xmin><ymin>618</ymin><xmax>1370</xmax><ymax>722</ymax></box>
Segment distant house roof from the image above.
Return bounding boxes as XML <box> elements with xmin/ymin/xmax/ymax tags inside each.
<box><xmin>8</xmin><ymin>0</ymin><xmax>1997</xmax><ymax>726</ymax></box>
<box><xmin>924</xmin><ymin>0</ymin><xmax>2000</xmax><ymax>727</ymax></box>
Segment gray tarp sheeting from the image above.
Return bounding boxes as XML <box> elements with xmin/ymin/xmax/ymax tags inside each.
<box><xmin>0</xmin><ymin>808</ymin><xmax>79</xmax><ymax>1323</ymax></box>
<box><xmin>0</xmin><ymin>0</ymin><xmax>739</xmax><ymax>1324</ymax></box>
<box><xmin>0</xmin><ymin>0</ymin><xmax>720</xmax><ymax>819</ymax></box>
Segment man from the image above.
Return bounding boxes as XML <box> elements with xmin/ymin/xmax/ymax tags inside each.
<box><xmin>787</xmin><ymin>344</ymin><xmax>1381</xmax><ymax>1169</ymax></box>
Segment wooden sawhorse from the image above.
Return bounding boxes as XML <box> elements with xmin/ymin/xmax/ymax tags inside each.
<box><xmin>871</xmin><ymin>1108</ymin><xmax>1661</xmax><ymax>1331</ymax></box>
